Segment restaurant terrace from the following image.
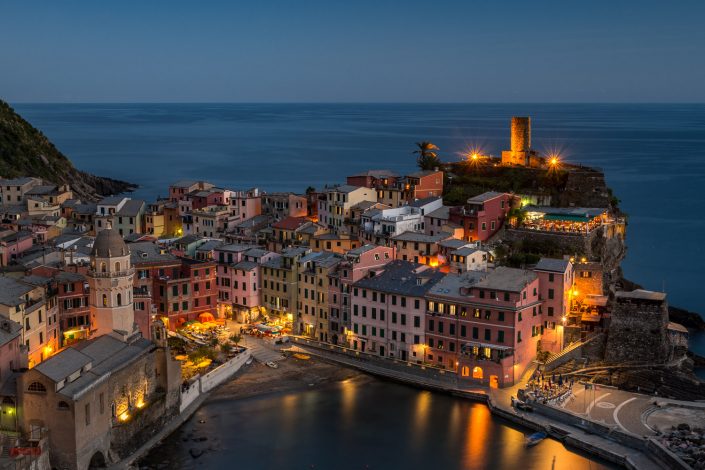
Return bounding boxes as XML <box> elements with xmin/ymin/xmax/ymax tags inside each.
<box><xmin>517</xmin><ymin>206</ymin><xmax>610</xmax><ymax>235</ymax></box>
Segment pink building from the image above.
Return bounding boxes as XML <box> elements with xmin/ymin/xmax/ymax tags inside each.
<box><xmin>449</xmin><ymin>191</ymin><xmax>513</xmax><ymax>242</ymax></box>
<box><xmin>533</xmin><ymin>258</ymin><xmax>574</xmax><ymax>353</ymax></box>
<box><xmin>215</xmin><ymin>244</ymin><xmax>279</xmax><ymax>322</ymax></box>
<box><xmin>349</xmin><ymin>260</ymin><xmax>444</xmax><ymax>362</ymax></box>
<box><xmin>327</xmin><ymin>244</ymin><xmax>396</xmax><ymax>344</ymax></box>
<box><xmin>168</xmin><ymin>180</ymin><xmax>214</xmax><ymax>203</ymax></box>
<box><xmin>229</xmin><ymin>189</ymin><xmax>262</xmax><ymax>223</ymax></box>
<box><xmin>424</xmin><ymin>267</ymin><xmax>542</xmax><ymax>388</ymax></box>
<box><xmin>0</xmin><ymin>230</ymin><xmax>34</xmax><ymax>266</ymax></box>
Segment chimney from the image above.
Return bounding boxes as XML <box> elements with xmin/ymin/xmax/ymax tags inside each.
<box><xmin>511</xmin><ymin>117</ymin><xmax>531</xmax><ymax>153</ymax></box>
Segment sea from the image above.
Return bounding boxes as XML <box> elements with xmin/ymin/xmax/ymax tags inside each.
<box><xmin>11</xmin><ymin>103</ymin><xmax>705</xmax><ymax>468</ymax></box>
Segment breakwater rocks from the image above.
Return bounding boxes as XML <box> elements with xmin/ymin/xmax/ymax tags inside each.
<box><xmin>660</xmin><ymin>424</ymin><xmax>705</xmax><ymax>469</ymax></box>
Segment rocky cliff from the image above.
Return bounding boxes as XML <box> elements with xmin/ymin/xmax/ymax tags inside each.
<box><xmin>0</xmin><ymin>99</ymin><xmax>135</xmax><ymax>201</ymax></box>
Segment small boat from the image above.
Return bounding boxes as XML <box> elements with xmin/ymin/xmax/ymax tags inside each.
<box><xmin>525</xmin><ymin>431</ymin><xmax>547</xmax><ymax>447</ymax></box>
<box><xmin>511</xmin><ymin>396</ymin><xmax>533</xmax><ymax>412</ymax></box>
<box><xmin>265</xmin><ymin>361</ymin><xmax>279</xmax><ymax>369</ymax></box>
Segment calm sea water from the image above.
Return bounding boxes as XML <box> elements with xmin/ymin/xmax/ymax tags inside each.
<box><xmin>138</xmin><ymin>376</ymin><xmax>614</xmax><ymax>470</ymax></box>
<box><xmin>14</xmin><ymin>103</ymin><xmax>705</xmax><ymax>357</ymax></box>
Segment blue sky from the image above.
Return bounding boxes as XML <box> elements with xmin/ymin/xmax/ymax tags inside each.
<box><xmin>2</xmin><ymin>0</ymin><xmax>704</xmax><ymax>102</ymax></box>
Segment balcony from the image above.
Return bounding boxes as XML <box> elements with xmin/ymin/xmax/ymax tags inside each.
<box><xmin>88</xmin><ymin>267</ymin><xmax>136</xmax><ymax>279</ymax></box>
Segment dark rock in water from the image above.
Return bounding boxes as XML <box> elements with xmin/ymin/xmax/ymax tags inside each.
<box><xmin>193</xmin><ymin>436</ymin><xmax>208</xmax><ymax>442</ymax></box>
<box><xmin>678</xmin><ymin>423</ymin><xmax>692</xmax><ymax>431</ymax></box>
<box><xmin>670</xmin><ymin>306</ymin><xmax>705</xmax><ymax>331</ymax></box>
<box><xmin>189</xmin><ymin>448</ymin><xmax>204</xmax><ymax>459</ymax></box>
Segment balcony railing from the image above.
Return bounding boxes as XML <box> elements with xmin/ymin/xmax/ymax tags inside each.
<box><xmin>88</xmin><ymin>268</ymin><xmax>136</xmax><ymax>278</ymax></box>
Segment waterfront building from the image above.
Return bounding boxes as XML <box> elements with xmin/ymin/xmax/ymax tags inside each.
<box><xmin>188</xmin><ymin>187</ymin><xmax>228</xmax><ymax>210</ymax></box>
<box><xmin>350</xmin><ymin>260</ymin><xmax>444</xmax><ymax>361</ymax></box>
<box><xmin>533</xmin><ymin>258</ymin><xmax>574</xmax><ymax>352</ymax></box>
<box><xmin>448</xmin><ymin>192</ymin><xmax>513</xmax><ymax>243</ymax></box>
<box><xmin>390</xmin><ymin>231</ymin><xmax>452</xmax><ymax>265</ymax></box>
<box><xmin>260</xmin><ymin>247</ymin><xmax>309</xmax><ymax>324</ymax></box>
<box><xmin>327</xmin><ymin>244</ymin><xmax>396</xmax><ymax>344</ymax></box>
<box><xmin>215</xmin><ymin>244</ymin><xmax>278</xmax><ymax>322</ymax></box>
<box><xmin>318</xmin><ymin>185</ymin><xmax>377</xmax><ymax>233</ymax></box>
<box><xmin>424</xmin><ymin>267</ymin><xmax>542</xmax><ymax>387</ymax></box>
<box><xmin>152</xmin><ymin>257</ymin><xmax>217</xmax><ymax>329</ymax></box>
<box><xmin>130</xmin><ymin>241</ymin><xmax>181</xmax><ymax>336</ymax></box>
<box><xmin>297</xmin><ymin>251</ymin><xmax>342</xmax><ymax>341</ymax></box>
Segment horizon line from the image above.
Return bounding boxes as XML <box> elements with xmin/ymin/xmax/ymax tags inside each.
<box><xmin>9</xmin><ymin>101</ymin><xmax>705</xmax><ymax>106</ymax></box>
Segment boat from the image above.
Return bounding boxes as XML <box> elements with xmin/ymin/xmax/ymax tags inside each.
<box><xmin>511</xmin><ymin>395</ymin><xmax>534</xmax><ymax>412</ymax></box>
<box><xmin>265</xmin><ymin>361</ymin><xmax>279</xmax><ymax>369</ymax></box>
<box><xmin>525</xmin><ymin>431</ymin><xmax>547</xmax><ymax>447</ymax></box>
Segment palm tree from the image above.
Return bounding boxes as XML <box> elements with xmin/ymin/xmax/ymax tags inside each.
<box><xmin>413</xmin><ymin>141</ymin><xmax>441</xmax><ymax>171</ymax></box>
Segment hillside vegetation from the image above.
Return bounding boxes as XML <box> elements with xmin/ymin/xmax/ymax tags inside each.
<box><xmin>0</xmin><ymin>99</ymin><xmax>135</xmax><ymax>200</ymax></box>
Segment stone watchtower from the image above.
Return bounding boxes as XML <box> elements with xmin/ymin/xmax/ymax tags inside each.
<box><xmin>604</xmin><ymin>289</ymin><xmax>670</xmax><ymax>364</ymax></box>
<box><xmin>88</xmin><ymin>228</ymin><xmax>139</xmax><ymax>341</ymax></box>
<box><xmin>502</xmin><ymin>117</ymin><xmax>536</xmax><ymax>166</ymax></box>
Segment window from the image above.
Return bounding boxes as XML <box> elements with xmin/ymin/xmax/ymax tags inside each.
<box><xmin>517</xmin><ymin>331</ymin><xmax>522</xmax><ymax>343</ymax></box>
<box><xmin>413</xmin><ymin>316</ymin><xmax>420</xmax><ymax>328</ymax></box>
<box><xmin>518</xmin><ymin>312</ymin><xmax>522</xmax><ymax>321</ymax></box>
<box><xmin>503</xmin><ymin>292</ymin><xmax>510</xmax><ymax>301</ymax></box>
<box><xmin>472</xmin><ymin>327</ymin><xmax>478</xmax><ymax>339</ymax></box>
<box><xmin>548</xmin><ymin>273</ymin><xmax>554</xmax><ymax>282</ymax></box>
<box><xmin>57</xmin><ymin>401</ymin><xmax>70</xmax><ymax>410</ymax></box>
<box><xmin>102</xmin><ymin>294</ymin><xmax>108</xmax><ymax>307</ymax></box>
<box><xmin>460</xmin><ymin>325</ymin><xmax>466</xmax><ymax>337</ymax></box>
<box><xmin>497</xmin><ymin>331</ymin><xmax>505</xmax><ymax>343</ymax></box>
<box><xmin>117</xmin><ymin>293</ymin><xmax>122</xmax><ymax>306</ymax></box>
<box><xmin>484</xmin><ymin>329</ymin><xmax>491</xmax><ymax>341</ymax></box>
<box><xmin>428</xmin><ymin>319</ymin><xmax>434</xmax><ymax>332</ymax></box>
<box><xmin>547</xmin><ymin>307</ymin><xmax>554</xmax><ymax>316</ymax></box>
<box><xmin>548</xmin><ymin>289</ymin><xmax>555</xmax><ymax>300</ymax></box>
<box><xmin>85</xmin><ymin>403</ymin><xmax>91</xmax><ymax>426</ymax></box>
<box><xmin>27</xmin><ymin>382</ymin><xmax>46</xmax><ymax>393</ymax></box>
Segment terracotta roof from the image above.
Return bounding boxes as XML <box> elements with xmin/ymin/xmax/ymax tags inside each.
<box><xmin>272</xmin><ymin>216</ymin><xmax>309</xmax><ymax>231</ymax></box>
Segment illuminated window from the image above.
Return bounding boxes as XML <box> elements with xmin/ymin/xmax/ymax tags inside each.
<box><xmin>472</xmin><ymin>367</ymin><xmax>483</xmax><ymax>379</ymax></box>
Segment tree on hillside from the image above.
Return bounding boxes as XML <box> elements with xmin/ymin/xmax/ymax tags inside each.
<box><xmin>413</xmin><ymin>141</ymin><xmax>441</xmax><ymax>171</ymax></box>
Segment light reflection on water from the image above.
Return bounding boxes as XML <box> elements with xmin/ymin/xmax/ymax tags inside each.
<box><xmin>139</xmin><ymin>377</ymin><xmax>614</xmax><ymax>470</ymax></box>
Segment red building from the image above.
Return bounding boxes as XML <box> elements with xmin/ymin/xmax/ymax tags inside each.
<box><xmin>424</xmin><ymin>267</ymin><xmax>543</xmax><ymax>388</ymax></box>
<box><xmin>449</xmin><ymin>191</ymin><xmax>513</xmax><ymax>242</ymax></box>
<box><xmin>346</xmin><ymin>169</ymin><xmax>443</xmax><ymax>207</ymax></box>
<box><xmin>153</xmin><ymin>257</ymin><xmax>217</xmax><ymax>329</ymax></box>
<box><xmin>55</xmin><ymin>271</ymin><xmax>90</xmax><ymax>345</ymax></box>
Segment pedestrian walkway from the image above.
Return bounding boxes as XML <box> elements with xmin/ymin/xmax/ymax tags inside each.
<box><xmin>240</xmin><ymin>335</ymin><xmax>286</xmax><ymax>363</ymax></box>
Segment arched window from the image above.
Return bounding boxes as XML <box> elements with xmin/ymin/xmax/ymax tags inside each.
<box><xmin>115</xmin><ymin>262</ymin><xmax>121</xmax><ymax>272</ymax></box>
<box><xmin>57</xmin><ymin>401</ymin><xmax>70</xmax><ymax>410</ymax></box>
<box><xmin>102</xmin><ymin>294</ymin><xmax>108</xmax><ymax>307</ymax></box>
<box><xmin>100</xmin><ymin>262</ymin><xmax>107</xmax><ymax>273</ymax></box>
<box><xmin>117</xmin><ymin>293</ymin><xmax>122</xmax><ymax>306</ymax></box>
<box><xmin>27</xmin><ymin>382</ymin><xmax>47</xmax><ymax>393</ymax></box>
<box><xmin>472</xmin><ymin>366</ymin><xmax>483</xmax><ymax>380</ymax></box>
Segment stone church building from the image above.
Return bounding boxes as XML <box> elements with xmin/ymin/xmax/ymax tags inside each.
<box><xmin>17</xmin><ymin>229</ymin><xmax>181</xmax><ymax>470</ymax></box>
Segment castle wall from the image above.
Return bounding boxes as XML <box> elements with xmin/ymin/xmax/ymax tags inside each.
<box><xmin>604</xmin><ymin>295</ymin><xmax>670</xmax><ymax>364</ymax></box>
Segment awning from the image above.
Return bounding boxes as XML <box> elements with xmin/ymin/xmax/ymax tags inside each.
<box><xmin>198</xmin><ymin>312</ymin><xmax>215</xmax><ymax>322</ymax></box>
<box><xmin>583</xmin><ymin>295</ymin><xmax>608</xmax><ymax>307</ymax></box>
<box><xmin>462</xmin><ymin>341</ymin><xmax>513</xmax><ymax>351</ymax></box>
<box><xmin>581</xmin><ymin>314</ymin><xmax>601</xmax><ymax>322</ymax></box>
<box><xmin>543</xmin><ymin>214</ymin><xmax>592</xmax><ymax>222</ymax></box>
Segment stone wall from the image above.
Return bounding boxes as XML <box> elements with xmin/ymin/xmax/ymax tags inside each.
<box><xmin>559</xmin><ymin>169</ymin><xmax>611</xmax><ymax>208</ymax></box>
<box><xmin>604</xmin><ymin>294</ymin><xmax>669</xmax><ymax>364</ymax></box>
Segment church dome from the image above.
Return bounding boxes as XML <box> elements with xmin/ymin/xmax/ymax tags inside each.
<box><xmin>91</xmin><ymin>229</ymin><xmax>129</xmax><ymax>258</ymax></box>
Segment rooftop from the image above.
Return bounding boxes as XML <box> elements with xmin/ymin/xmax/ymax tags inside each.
<box><xmin>467</xmin><ymin>191</ymin><xmax>506</xmax><ymax>204</ymax></box>
<box><xmin>116</xmin><ymin>199</ymin><xmax>145</xmax><ymax>217</ymax></box>
<box><xmin>616</xmin><ymin>289</ymin><xmax>667</xmax><ymax>302</ymax></box>
<box><xmin>475</xmin><ymin>266</ymin><xmax>537</xmax><ymax>293</ymax></box>
<box><xmin>272</xmin><ymin>216</ymin><xmax>309</xmax><ymax>231</ymax></box>
<box><xmin>0</xmin><ymin>319</ymin><xmax>22</xmax><ymax>348</ymax></box>
<box><xmin>91</xmin><ymin>229</ymin><xmax>129</xmax><ymax>258</ymax></box>
<box><xmin>130</xmin><ymin>242</ymin><xmax>178</xmax><ymax>264</ymax></box>
<box><xmin>392</xmin><ymin>231</ymin><xmax>452</xmax><ymax>243</ymax></box>
<box><xmin>534</xmin><ymin>258</ymin><xmax>571</xmax><ymax>273</ymax></box>
<box><xmin>0</xmin><ymin>277</ymin><xmax>35</xmax><ymax>306</ymax></box>
<box><xmin>353</xmin><ymin>260</ymin><xmax>444</xmax><ymax>297</ymax></box>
